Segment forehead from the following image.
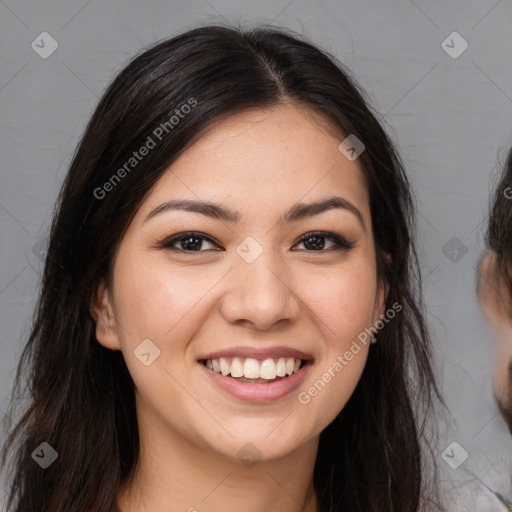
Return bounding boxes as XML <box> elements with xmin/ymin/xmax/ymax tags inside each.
<box><xmin>137</xmin><ymin>104</ymin><xmax>370</xmax><ymax>224</ymax></box>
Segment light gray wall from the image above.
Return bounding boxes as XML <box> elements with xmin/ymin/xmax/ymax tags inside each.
<box><xmin>1</xmin><ymin>1</ymin><xmax>511</xmax><ymax>509</ymax></box>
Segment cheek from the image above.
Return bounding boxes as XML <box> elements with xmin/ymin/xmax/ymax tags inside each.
<box><xmin>294</xmin><ymin>259</ymin><xmax>376</xmax><ymax>428</ymax></box>
<box><xmin>111</xmin><ymin>256</ymin><xmax>208</xmax><ymax>425</ymax></box>
<box><xmin>112</xmin><ymin>253</ymin><xmax>211</xmax><ymax>342</ymax></box>
<box><xmin>298</xmin><ymin>258</ymin><xmax>378</xmax><ymax>346</ymax></box>
<box><xmin>494</xmin><ymin>357</ymin><xmax>512</xmax><ymax>400</ymax></box>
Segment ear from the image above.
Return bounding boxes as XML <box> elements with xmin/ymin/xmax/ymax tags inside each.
<box><xmin>373</xmin><ymin>277</ymin><xmax>389</xmax><ymax>323</ymax></box>
<box><xmin>372</xmin><ymin>252</ymin><xmax>391</xmax><ymax>323</ymax></box>
<box><xmin>89</xmin><ymin>280</ymin><xmax>121</xmax><ymax>350</ymax></box>
<box><xmin>477</xmin><ymin>250</ymin><xmax>509</xmax><ymax>325</ymax></box>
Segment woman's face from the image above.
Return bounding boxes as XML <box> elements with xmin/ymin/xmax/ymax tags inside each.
<box><xmin>92</xmin><ymin>104</ymin><xmax>387</xmax><ymax>462</ymax></box>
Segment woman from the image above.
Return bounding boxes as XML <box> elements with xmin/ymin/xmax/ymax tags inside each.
<box><xmin>1</xmin><ymin>25</ymin><xmax>443</xmax><ymax>511</ymax></box>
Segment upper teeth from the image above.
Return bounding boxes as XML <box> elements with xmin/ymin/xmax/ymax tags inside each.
<box><xmin>205</xmin><ymin>357</ymin><xmax>302</xmax><ymax>379</ymax></box>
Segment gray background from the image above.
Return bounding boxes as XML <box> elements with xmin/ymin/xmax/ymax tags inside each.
<box><xmin>1</xmin><ymin>1</ymin><xmax>512</xmax><ymax>509</ymax></box>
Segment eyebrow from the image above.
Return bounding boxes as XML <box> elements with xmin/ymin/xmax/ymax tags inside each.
<box><xmin>144</xmin><ymin>196</ymin><xmax>365</xmax><ymax>230</ymax></box>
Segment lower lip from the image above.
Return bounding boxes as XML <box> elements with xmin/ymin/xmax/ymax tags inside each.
<box><xmin>199</xmin><ymin>361</ymin><xmax>312</xmax><ymax>404</ymax></box>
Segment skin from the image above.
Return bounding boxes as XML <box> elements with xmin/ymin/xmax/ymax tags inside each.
<box><xmin>90</xmin><ymin>103</ymin><xmax>387</xmax><ymax>512</ymax></box>
<box><xmin>477</xmin><ymin>251</ymin><xmax>512</xmax><ymax>421</ymax></box>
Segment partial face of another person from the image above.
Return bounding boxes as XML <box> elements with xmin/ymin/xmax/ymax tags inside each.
<box><xmin>478</xmin><ymin>251</ymin><xmax>512</xmax><ymax>432</ymax></box>
<box><xmin>92</xmin><ymin>104</ymin><xmax>387</xmax><ymax>461</ymax></box>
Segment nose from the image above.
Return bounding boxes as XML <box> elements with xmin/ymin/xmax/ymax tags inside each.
<box><xmin>220</xmin><ymin>253</ymin><xmax>301</xmax><ymax>331</ymax></box>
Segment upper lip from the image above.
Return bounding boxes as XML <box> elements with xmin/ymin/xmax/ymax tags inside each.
<box><xmin>198</xmin><ymin>346</ymin><xmax>313</xmax><ymax>361</ymax></box>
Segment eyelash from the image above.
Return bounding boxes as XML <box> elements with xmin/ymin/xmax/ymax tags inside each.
<box><xmin>157</xmin><ymin>230</ymin><xmax>355</xmax><ymax>253</ymax></box>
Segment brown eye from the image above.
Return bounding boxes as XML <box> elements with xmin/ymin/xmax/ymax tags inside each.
<box><xmin>159</xmin><ymin>232</ymin><xmax>221</xmax><ymax>252</ymax></box>
<box><xmin>294</xmin><ymin>231</ymin><xmax>354</xmax><ymax>251</ymax></box>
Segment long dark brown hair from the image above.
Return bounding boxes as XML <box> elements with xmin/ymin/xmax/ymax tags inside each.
<box><xmin>1</xmin><ymin>24</ymin><xmax>444</xmax><ymax>512</ymax></box>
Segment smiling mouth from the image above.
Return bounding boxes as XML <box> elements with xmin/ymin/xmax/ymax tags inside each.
<box><xmin>199</xmin><ymin>356</ymin><xmax>308</xmax><ymax>383</ymax></box>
